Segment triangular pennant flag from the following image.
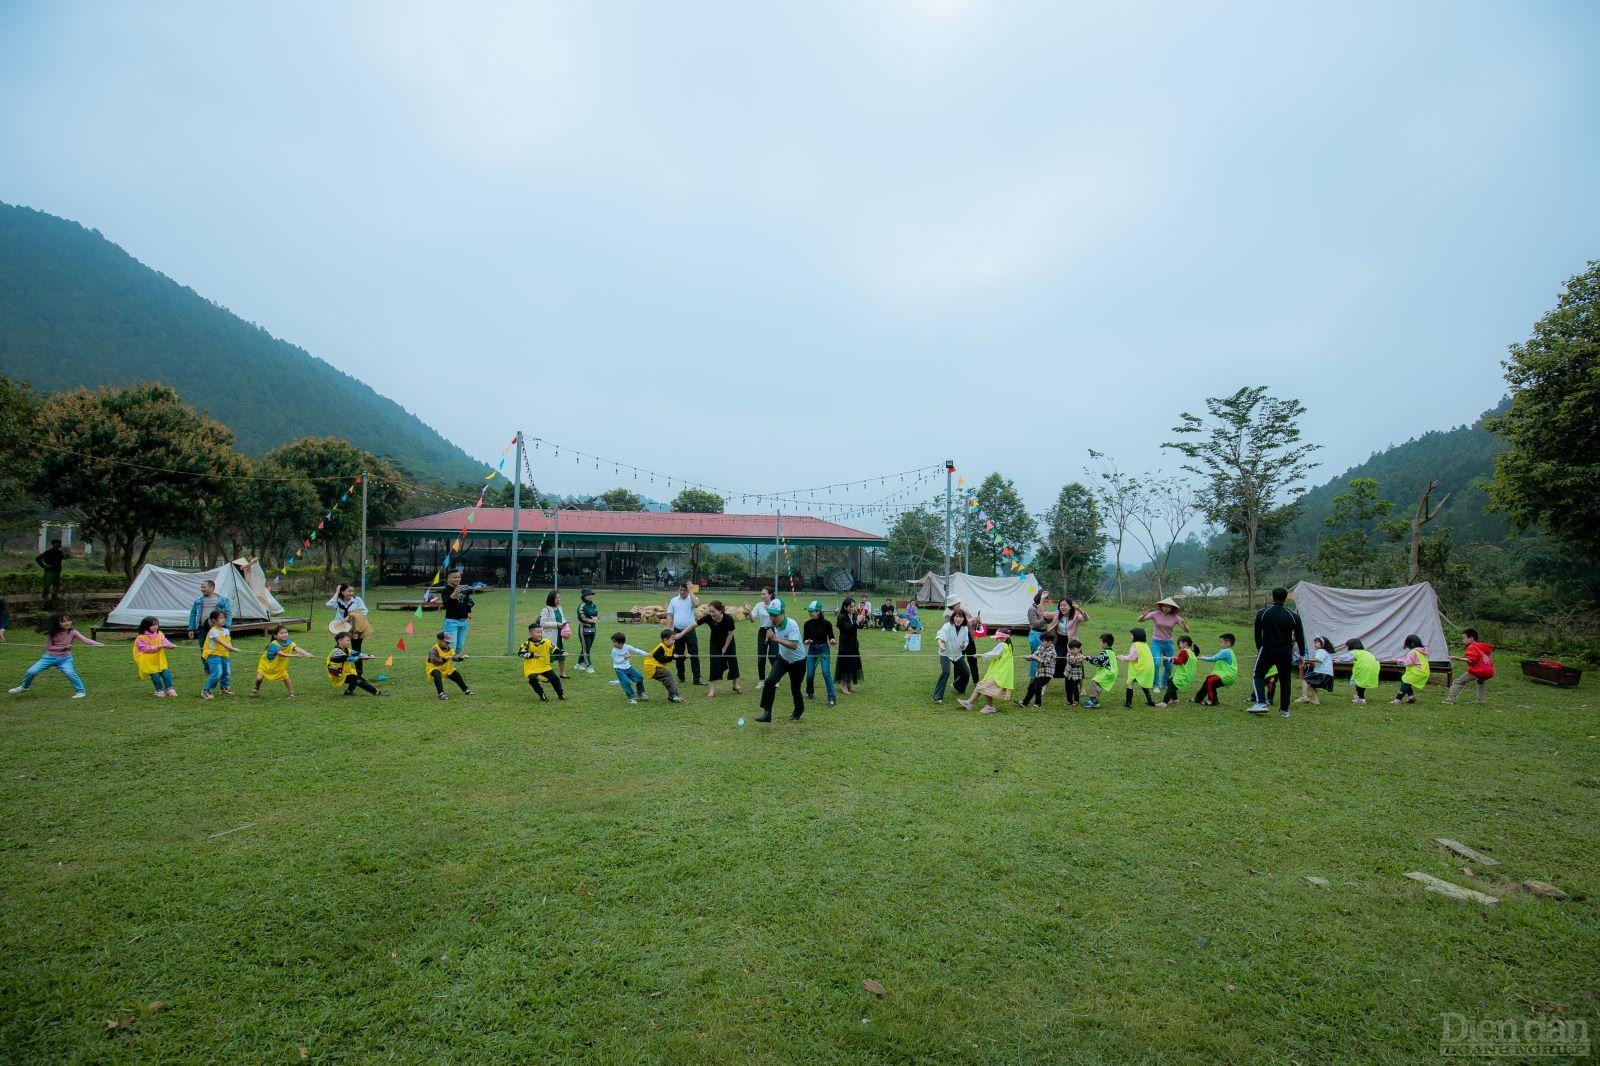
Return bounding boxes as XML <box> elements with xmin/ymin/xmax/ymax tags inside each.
<box><xmin>383</xmin><ymin>655</ymin><xmax>393</xmax><ymax>667</ymax></box>
<box><xmin>404</xmin><ymin>621</ymin><xmax>414</xmax><ymax>634</ymax></box>
<box><xmin>396</xmin><ymin>639</ymin><xmax>406</xmax><ymax>651</ymax></box>
<box><xmin>340</xmin><ymin>493</ymin><xmax>348</xmax><ymax>503</ymax></box>
<box><xmin>316</xmin><ymin>521</ymin><xmax>325</xmax><ymax>530</ymax></box>
<box><xmin>356</xmin><ymin>475</ymin><xmax>364</xmax><ymax>484</ymax></box>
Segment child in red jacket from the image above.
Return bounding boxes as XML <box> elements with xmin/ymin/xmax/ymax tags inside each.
<box><xmin>1444</xmin><ymin>628</ymin><xmax>1495</xmax><ymax>704</ymax></box>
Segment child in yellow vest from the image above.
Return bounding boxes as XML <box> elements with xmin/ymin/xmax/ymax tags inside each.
<box><xmin>132</xmin><ymin>615</ymin><xmax>177</xmax><ymax>697</ymax></box>
<box><xmin>958</xmin><ymin>629</ymin><xmax>1014</xmax><ymax>715</ymax></box>
<box><xmin>639</xmin><ymin>629</ymin><xmax>687</xmax><ymax>702</ymax></box>
<box><xmin>1118</xmin><ymin>626</ymin><xmax>1157</xmax><ymax>708</ymax></box>
<box><xmin>1391</xmin><ymin>634</ymin><xmax>1430</xmax><ymax>704</ymax></box>
<box><xmin>426</xmin><ymin>631</ymin><xmax>473</xmax><ymax>700</ymax></box>
<box><xmin>1083</xmin><ymin>632</ymin><xmax>1119</xmax><ymax>708</ymax></box>
<box><xmin>200</xmin><ymin>609</ymin><xmax>236</xmax><ymax>700</ymax></box>
<box><xmin>327</xmin><ymin>631</ymin><xmax>385</xmax><ymax>696</ymax></box>
<box><xmin>1341</xmin><ymin>638</ymin><xmax>1382</xmax><ymax>703</ymax></box>
<box><xmin>518</xmin><ymin>622</ymin><xmax>566</xmax><ymax>701</ymax></box>
<box><xmin>252</xmin><ymin>624</ymin><xmax>313</xmax><ymax>698</ymax></box>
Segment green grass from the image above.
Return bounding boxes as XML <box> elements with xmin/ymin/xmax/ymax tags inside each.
<box><xmin>2</xmin><ymin>588</ymin><xmax>1597</xmax><ymax>1062</ymax></box>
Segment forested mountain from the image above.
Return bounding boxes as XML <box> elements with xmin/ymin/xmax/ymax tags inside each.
<box><xmin>0</xmin><ymin>204</ymin><xmax>485</xmax><ymax>483</ymax></box>
<box><xmin>1281</xmin><ymin>400</ymin><xmax>1510</xmax><ymax>554</ymax></box>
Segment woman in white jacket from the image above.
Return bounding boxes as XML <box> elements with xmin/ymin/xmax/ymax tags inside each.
<box><xmin>932</xmin><ymin>607</ymin><xmax>971</xmax><ymax>703</ymax></box>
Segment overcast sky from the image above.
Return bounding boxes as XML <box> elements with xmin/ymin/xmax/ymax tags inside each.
<box><xmin>3</xmin><ymin>1</ymin><xmax>1597</xmax><ymax>530</ymax></box>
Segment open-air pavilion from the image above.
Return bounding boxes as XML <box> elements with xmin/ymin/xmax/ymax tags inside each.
<box><xmin>378</xmin><ymin>508</ymin><xmax>887</xmax><ymax>590</ymax></box>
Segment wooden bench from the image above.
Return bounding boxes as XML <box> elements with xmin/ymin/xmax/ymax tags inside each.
<box><xmin>91</xmin><ymin>616</ymin><xmax>312</xmax><ymax>641</ymax></box>
<box><xmin>1331</xmin><ymin>658</ymin><xmax>1453</xmax><ymax>688</ymax></box>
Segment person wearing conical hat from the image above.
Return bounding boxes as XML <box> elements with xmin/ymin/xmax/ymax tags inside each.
<box><xmin>1139</xmin><ymin>597</ymin><xmax>1189</xmax><ymax>695</ymax></box>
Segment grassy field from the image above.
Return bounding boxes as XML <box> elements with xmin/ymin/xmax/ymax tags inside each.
<box><xmin>2</xmin><ymin>587</ymin><xmax>1597</xmax><ymax>1062</ymax></box>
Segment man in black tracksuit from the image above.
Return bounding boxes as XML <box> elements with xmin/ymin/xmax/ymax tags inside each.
<box><xmin>1251</xmin><ymin>587</ymin><xmax>1307</xmax><ymax>716</ymax></box>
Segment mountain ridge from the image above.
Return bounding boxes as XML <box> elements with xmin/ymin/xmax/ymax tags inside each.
<box><xmin>0</xmin><ymin>203</ymin><xmax>486</xmax><ymax>483</ymax></box>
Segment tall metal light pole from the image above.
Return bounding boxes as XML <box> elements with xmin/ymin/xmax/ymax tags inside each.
<box><xmin>507</xmin><ymin>431</ymin><xmax>523</xmax><ymax>655</ymax></box>
<box><xmin>359</xmin><ymin>472</ymin><xmax>368</xmax><ymax>601</ymax></box>
<box><xmin>773</xmin><ymin>511</ymin><xmax>782</xmax><ymax>595</ymax></box>
<box><xmin>552</xmin><ymin>506</ymin><xmax>561</xmax><ymax>593</ymax></box>
<box><xmin>943</xmin><ymin>459</ymin><xmax>953</xmax><ymax>590</ymax></box>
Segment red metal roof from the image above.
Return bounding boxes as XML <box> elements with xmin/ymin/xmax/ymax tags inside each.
<box><xmin>384</xmin><ymin>508</ymin><xmax>884</xmax><ymax>544</ymax></box>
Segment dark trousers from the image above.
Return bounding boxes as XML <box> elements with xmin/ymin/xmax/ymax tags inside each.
<box><xmin>1124</xmin><ymin>686</ymin><xmax>1154</xmax><ymax>708</ymax></box>
<box><xmin>1020</xmin><ymin>676</ymin><xmax>1050</xmax><ymax>706</ymax></box>
<box><xmin>675</xmin><ymin>629</ymin><xmax>701</xmax><ymax>682</ymax></box>
<box><xmin>1254</xmin><ymin>648</ymin><xmax>1294</xmax><ymax>711</ymax></box>
<box><xmin>578</xmin><ymin>627</ymin><xmax>597</xmax><ymax>668</ymax></box>
<box><xmin>754</xmin><ymin>627</ymin><xmax>768</xmax><ymax>678</ymax></box>
<box><xmin>343</xmin><ymin>674</ymin><xmax>379</xmax><ymax>695</ymax></box>
<box><xmin>1197</xmin><ymin>675</ymin><xmax>1224</xmax><ymax>704</ymax></box>
<box><xmin>1064</xmin><ymin>678</ymin><xmax>1081</xmax><ymax>704</ymax></box>
<box><xmin>351</xmin><ymin>636</ymin><xmax>365</xmax><ymax>676</ymax></box>
<box><xmin>964</xmin><ymin>644</ymin><xmax>979</xmax><ymax>690</ymax></box>
<box><xmin>1162</xmin><ymin>680</ymin><xmax>1179</xmax><ymax>704</ymax></box>
<box><xmin>933</xmin><ymin>656</ymin><xmax>969</xmax><ymax>700</ymax></box>
<box><xmin>528</xmin><ymin>671</ymin><xmax>565</xmax><ymax>700</ymax></box>
<box><xmin>430</xmin><ymin>669</ymin><xmax>469</xmax><ymax>695</ymax></box>
<box><xmin>760</xmin><ymin>656</ymin><xmax>805</xmax><ymax>716</ymax></box>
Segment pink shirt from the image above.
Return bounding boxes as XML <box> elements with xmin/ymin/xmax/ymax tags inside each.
<box><xmin>46</xmin><ymin>629</ymin><xmax>103</xmax><ymax>656</ymax></box>
<box><xmin>1140</xmin><ymin>609</ymin><xmax>1186</xmax><ymax>642</ymax></box>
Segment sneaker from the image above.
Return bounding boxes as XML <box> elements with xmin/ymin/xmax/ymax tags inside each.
<box><xmin>587</xmin><ymin>666</ymin><xmax>596</xmax><ymax>674</ymax></box>
<box><xmin>1247</xmin><ymin>703</ymin><xmax>1270</xmax><ymax>712</ymax></box>
<box><xmin>1352</xmin><ymin>696</ymin><xmax>1367</xmax><ymax>704</ymax></box>
<box><xmin>7</xmin><ymin>686</ymin><xmax>25</xmax><ymax>694</ymax></box>
<box><xmin>1441</xmin><ymin>699</ymin><xmax>1457</xmax><ymax>705</ymax></box>
<box><xmin>1083</xmin><ymin>699</ymin><xmax>1098</xmax><ymax>708</ymax></box>
<box><xmin>222</xmin><ymin>689</ymin><xmax>237</xmax><ymax>698</ymax></box>
<box><xmin>628</xmin><ymin>698</ymin><xmax>637</xmax><ymax>705</ymax></box>
<box><xmin>638</xmin><ymin>694</ymin><xmax>648</xmax><ymax>702</ymax></box>
<box><xmin>154</xmin><ymin>691</ymin><xmax>166</xmax><ymax>698</ymax></box>
<box><xmin>980</xmin><ymin>706</ymin><xmax>998</xmax><ymax>714</ymax></box>
<box><xmin>439</xmin><ymin>693</ymin><xmax>449</xmax><ymax>701</ymax></box>
<box><xmin>828</xmin><ymin>699</ymin><xmax>836</xmax><ymax>707</ymax></box>
<box><xmin>1280</xmin><ymin>710</ymin><xmax>1291</xmax><ymax>718</ymax></box>
<box><xmin>165</xmin><ymin>689</ymin><xmax>177</xmax><ymax>697</ymax></box>
<box><xmin>201</xmin><ymin>691</ymin><xmax>215</xmax><ymax>700</ymax></box>
<box><xmin>1404</xmin><ymin>696</ymin><xmax>1417</xmax><ymax>704</ymax></box>
<box><xmin>670</xmin><ymin>696</ymin><xmax>686</xmax><ymax>703</ymax></box>
<box><xmin>464</xmin><ymin>690</ymin><xmax>475</xmax><ymax>697</ymax></box>
<box><xmin>72</xmin><ymin>691</ymin><xmax>87</xmax><ymax>699</ymax></box>
<box><xmin>609</xmin><ymin>679</ymin><xmax>621</xmax><ymax>685</ymax></box>
<box><xmin>789</xmin><ymin>709</ymin><xmax>804</xmax><ymax>721</ymax></box>
<box><xmin>753</xmin><ymin>712</ymin><xmax>772</xmax><ymax>722</ymax></box>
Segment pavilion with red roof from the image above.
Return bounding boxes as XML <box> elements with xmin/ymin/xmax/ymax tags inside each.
<box><xmin>379</xmin><ymin>508</ymin><xmax>885</xmax><ymax>589</ymax></box>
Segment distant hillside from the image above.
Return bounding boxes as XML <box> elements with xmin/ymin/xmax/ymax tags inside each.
<box><xmin>1283</xmin><ymin>400</ymin><xmax>1510</xmax><ymax>553</ymax></box>
<box><xmin>0</xmin><ymin>204</ymin><xmax>485</xmax><ymax>483</ymax></box>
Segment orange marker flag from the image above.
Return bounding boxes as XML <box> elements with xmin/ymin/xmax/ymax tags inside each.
<box><xmin>384</xmin><ymin>655</ymin><xmax>394</xmax><ymax>667</ymax></box>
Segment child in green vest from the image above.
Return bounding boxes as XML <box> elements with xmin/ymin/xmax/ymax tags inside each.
<box><xmin>1391</xmin><ymin>634</ymin><xmax>1430</xmax><ymax>704</ymax></box>
<box><xmin>1082</xmin><ymin>632</ymin><xmax>1118</xmax><ymax>709</ymax></box>
<box><xmin>1158</xmin><ymin>635</ymin><xmax>1198</xmax><ymax>707</ymax></box>
<box><xmin>1341</xmin><ymin>638</ymin><xmax>1381</xmax><ymax>703</ymax></box>
<box><xmin>1194</xmin><ymin>634</ymin><xmax>1237</xmax><ymax>705</ymax></box>
<box><xmin>1118</xmin><ymin>626</ymin><xmax>1156</xmax><ymax>708</ymax></box>
<box><xmin>958</xmin><ymin>629</ymin><xmax>1015</xmax><ymax>715</ymax></box>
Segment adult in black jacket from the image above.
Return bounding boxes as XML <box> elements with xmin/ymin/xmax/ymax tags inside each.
<box><xmin>1251</xmin><ymin>587</ymin><xmax>1307</xmax><ymax>716</ymax></box>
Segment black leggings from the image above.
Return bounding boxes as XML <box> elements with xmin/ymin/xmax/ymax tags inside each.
<box><xmin>351</xmin><ymin>636</ymin><xmax>365</xmax><ymax>676</ymax></box>
<box><xmin>1162</xmin><ymin>680</ymin><xmax>1179</xmax><ymax>704</ymax></box>
<box><xmin>343</xmin><ymin>674</ymin><xmax>379</xmax><ymax>696</ymax></box>
<box><xmin>430</xmin><ymin>669</ymin><xmax>469</xmax><ymax>695</ymax></box>
<box><xmin>528</xmin><ymin>671</ymin><xmax>565</xmax><ymax>700</ymax></box>
<box><xmin>1124</xmin><ymin>686</ymin><xmax>1154</xmax><ymax>708</ymax></box>
<box><xmin>577</xmin><ymin>627</ymin><xmax>596</xmax><ymax>668</ymax></box>
<box><xmin>1064</xmin><ymin>678</ymin><xmax>1081</xmax><ymax>704</ymax></box>
<box><xmin>760</xmin><ymin>656</ymin><xmax>805</xmax><ymax>715</ymax></box>
<box><xmin>1020</xmin><ymin>676</ymin><xmax>1050</xmax><ymax>706</ymax></box>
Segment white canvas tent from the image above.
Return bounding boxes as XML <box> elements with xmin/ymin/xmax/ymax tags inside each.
<box><xmin>944</xmin><ymin>572</ymin><xmax>1037</xmax><ymax>628</ymax></box>
<box><xmin>1290</xmin><ymin>580</ymin><xmax>1448</xmax><ymax>662</ymax></box>
<box><xmin>106</xmin><ymin>559</ymin><xmax>285</xmax><ymax>629</ymax></box>
<box><xmin>908</xmin><ymin>572</ymin><xmax>946</xmax><ymax>607</ymax></box>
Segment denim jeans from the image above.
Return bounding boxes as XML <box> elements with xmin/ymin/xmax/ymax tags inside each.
<box><xmin>21</xmin><ymin>653</ymin><xmax>85</xmax><ymax>693</ymax></box>
<box><xmin>932</xmin><ymin>656</ymin><xmax>969</xmax><ymax>701</ymax></box>
<box><xmin>1150</xmin><ymin>639</ymin><xmax>1175</xmax><ymax>691</ymax></box>
<box><xmin>203</xmin><ymin>656</ymin><xmax>232</xmax><ymax>692</ymax></box>
<box><xmin>148</xmin><ymin>668</ymin><xmax>174</xmax><ymax>693</ymax></box>
<box><xmin>805</xmin><ymin>646</ymin><xmax>835</xmax><ymax>701</ymax></box>
<box><xmin>442</xmin><ymin>618</ymin><xmax>470</xmax><ymax>655</ymax></box>
<box><xmin>615</xmin><ymin>666</ymin><xmax>643</xmax><ymax>698</ymax></box>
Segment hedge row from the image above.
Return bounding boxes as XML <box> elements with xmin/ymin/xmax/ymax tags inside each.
<box><xmin>0</xmin><ymin>571</ymin><xmax>129</xmax><ymax>596</ymax></box>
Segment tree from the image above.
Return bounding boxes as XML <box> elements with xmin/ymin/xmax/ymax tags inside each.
<box><xmin>1486</xmin><ymin>260</ymin><xmax>1600</xmax><ymax>565</ymax></box>
<box><xmin>221</xmin><ymin>458</ymin><xmax>321</xmax><ymax>567</ymax></box>
<box><xmin>1035</xmin><ymin>483</ymin><xmax>1105</xmax><ymax>597</ymax></box>
<box><xmin>1401</xmin><ymin>480</ymin><xmax>1451</xmax><ymax>583</ymax></box>
<box><xmin>1127</xmin><ymin>476</ymin><xmax>1198</xmax><ymax>599</ymax></box>
<box><xmin>884</xmin><ymin>508</ymin><xmax>944</xmax><ymax>577</ymax></box>
<box><xmin>1312</xmin><ymin>477</ymin><xmax>1394</xmax><ymax>586</ymax></box>
<box><xmin>0</xmin><ymin>375</ymin><xmax>40</xmax><ymax>514</ymax></box>
<box><xmin>962</xmin><ymin>473</ymin><xmax>1036</xmax><ymax>576</ymax></box>
<box><xmin>1208</xmin><ymin>504</ymin><xmax>1299</xmax><ymax>591</ymax></box>
<box><xmin>33</xmin><ymin>383</ymin><xmax>240</xmax><ymax>578</ymax></box>
<box><xmin>597</xmin><ymin>487</ymin><xmax>647</xmax><ymax>511</ymax></box>
<box><xmin>1165</xmin><ymin>386</ymin><xmax>1321</xmax><ymax>608</ymax></box>
<box><xmin>261</xmin><ymin>438</ymin><xmax>405</xmax><ymax>576</ymax></box>
<box><xmin>670</xmin><ymin>488</ymin><xmax>724</xmax><ymax>514</ymax></box>
<box><xmin>1085</xmin><ymin>453</ymin><xmax>1141</xmax><ymax>602</ymax></box>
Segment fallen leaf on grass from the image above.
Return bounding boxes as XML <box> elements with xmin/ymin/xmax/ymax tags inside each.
<box><xmin>298</xmin><ymin>1048</ymin><xmax>309</xmax><ymax>1060</ymax></box>
<box><xmin>1224</xmin><ymin>984</ymin><xmax>1235</xmax><ymax>993</ymax></box>
<box><xmin>862</xmin><ymin>979</ymin><xmax>887</xmax><ymax>997</ymax></box>
<box><xmin>649</xmin><ymin>991</ymin><xmax>663</xmax><ymax>999</ymax></box>
<box><xmin>145</xmin><ymin>1001</ymin><xmax>165</xmax><ymax>1013</ymax></box>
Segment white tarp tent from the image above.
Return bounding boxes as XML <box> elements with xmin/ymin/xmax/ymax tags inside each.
<box><xmin>106</xmin><ymin>559</ymin><xmax>285</xmax><ymax>629</ymax></box>
<box><xmin>1290</xmin><ymin>580</ymin><xmax>1448</xmax><ymax>662</ymax></box>
<box><xmin>944</xmin><ymin>572</ymin><xmax>1037</xmax><ymax>628</ymax></box>
<box><xmin>908</xmin><ymin>572</ymin><xmax>946</xmax><ymax>607</ymax></box>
